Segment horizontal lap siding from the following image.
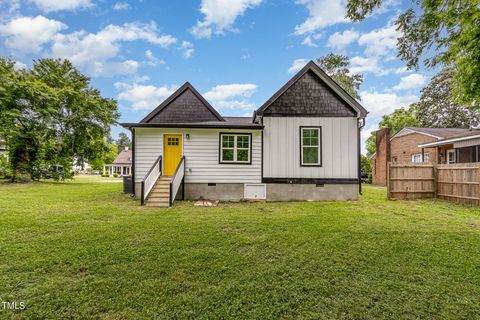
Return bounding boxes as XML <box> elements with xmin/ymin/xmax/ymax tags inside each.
<box><xmin>454</xmin><ymin>138</ymin><xmax>480</xmax><ymax>148</ymax></box>
<box><xmin>135</xmin><ymin>129</ymin><xmax>163</xmax><ymax>183</ymax></box>
<box><xmin>135</xmin><ymin>128</ymin><xmax>261</xmax><ymax>184</ymax></box>
<box><xmin>263</xmin><ymin>117</ymin><xmax>358</xmax><ymax>179</ymax></box>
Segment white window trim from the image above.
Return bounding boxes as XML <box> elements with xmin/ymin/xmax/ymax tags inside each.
<box><xmin>423</xmin><ymin>153</ymin><xmax>430</xmax><ymax>162</ymax></box>
<box><xmin>220</xmin><ymin>134</ymin><xmax>251</xmax><ymax>164</ymax></box>
<box><xmin>412</xmin><ymin>154</ymin><xmax>422</xmax><ymax>163</ymax></box>
<box><xmin>447</xmin><ymin>149</ymin><xmax>456</xmax><ymax>164</ymax></box>
<box><xmin>300</xmin><ymin>127</ymin><xmax>321</xmax><ymax>166</ymax></box>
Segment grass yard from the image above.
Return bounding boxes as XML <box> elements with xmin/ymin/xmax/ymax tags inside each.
<box><xmin>1</xmin><ymin>176</ymin><xmax>479</xmax><ymax>319</ymax></box>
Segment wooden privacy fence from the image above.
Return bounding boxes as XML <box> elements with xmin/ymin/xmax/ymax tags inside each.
<box><xmin>387</xmin><ymin>162</ymin><xmax>480</xmax><ymax>206</ymax></box>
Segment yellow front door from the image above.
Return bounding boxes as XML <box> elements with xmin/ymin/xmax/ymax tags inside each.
<box><xmin>163</xmin><ymin>134</ymin><xmax>182</xmax><ymax>176</ymax></box>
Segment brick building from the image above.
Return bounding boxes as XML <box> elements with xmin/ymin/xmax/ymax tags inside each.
<box><xmin>372</xmin><ymin>127</ymin><xmax>476</xmax><ymax>185</ymax></box>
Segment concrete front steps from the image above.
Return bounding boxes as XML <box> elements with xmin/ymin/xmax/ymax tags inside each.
<box><xmin>145</xmin><ymin>176</ymin><xmax>171</xmax><ymax>207</ymax></box>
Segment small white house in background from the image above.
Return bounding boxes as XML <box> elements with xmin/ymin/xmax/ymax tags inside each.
<box><xmin>103</xmin><ymin>148</ymin><xmax>132</xmax><ymax>176</ymax></box>
<box><xmin>72</xmin><ymin>158</ymin><xmax>91</xmax><ymax>172</ymax></box>
<box><xmin>122</xmin><ymin>61</ymin><xmax>368</xmax><ymax>207</ymax></box>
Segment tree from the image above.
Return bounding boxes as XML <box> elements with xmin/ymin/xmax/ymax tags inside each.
<box><xmin>0</xmin><ymin>58</ymin><xmax>119</xmax><ymax>181</ymax></box>
<box><xmin>116</xmin><ymin>132</ymin><xmax>131</xmax><ymax>154</ymax></box>
<box><xmin>89</xmin><ymin>143</ymin><xmax>118</xmax><ymax>171</ymax></box>
<box><xmin>316</xmin><ymin>53</ymin><xmax>363</xmax><ymax>100</ymax></box>
<box><xmin>365</xmin><ymin>105</ymin><xmax>419</xmax><ymax>156</ymax></box>
<box><xmin>416</xmin><ymin>67</ymin><xmax>480</xmax><ymax>128</ymax></box>
<box><xmin>345</xmin><ymin>0</ymin><xmax>480</xmax><ymax>106</ymax></box>
<box><xmin>361</xmin><ymin>154</ymin><xmax>372</xmax><ymax>183</ymax></box>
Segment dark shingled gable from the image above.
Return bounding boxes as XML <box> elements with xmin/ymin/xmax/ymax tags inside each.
<box><xmin>263</xmin><ymin>70</ymin><xmax>357</xmax><ymax>117</ymax></box>
<box><xmin>140</xmin><ymin>82</ymin><xmax>224</xmax><ymax>124</ymax></box>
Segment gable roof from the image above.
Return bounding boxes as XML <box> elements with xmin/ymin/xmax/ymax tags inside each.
<box><xmin>418</xmin><ymin>129</ymin><xmax>480</xmax><ymax>148</ymax></box>
<box><xmin>392</xmin><ymin>127</ymin><xmax>474</xmax><ymax>141</ymax></box>
<box><xmin>113</xmin><ymin>149</ymin><xmax>132</xmax><ymax>164</ymax></box>
<box><xmin>140</xmin><ymin>82</ymin><xmax>224</xmax><ymax>123</ymax></box>
<box><xmin>255</xmin><ymin>60</ymin><xmax>368</xmax><ymax>118</ymax></box>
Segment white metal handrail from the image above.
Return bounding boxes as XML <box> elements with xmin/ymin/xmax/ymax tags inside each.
<box><xmin>169</xmin><ymin>156</ymin><xmax>185</xmax><ymax>206</ymax></box>
<box><xmin>141</xmin><ymin>155</ymin><xmax>162</xmax><ymax>205</ymax></box>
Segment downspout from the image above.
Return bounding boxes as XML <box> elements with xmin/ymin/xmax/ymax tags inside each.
<box><xmin>131</xmin><ymin>127</ymin><xmax>135</xmax><ymax>197</ymax></box>
<box><xmin>358</xmin><ymin>118</ymin><xmax>365</xmax><ymax>195</ymax></box>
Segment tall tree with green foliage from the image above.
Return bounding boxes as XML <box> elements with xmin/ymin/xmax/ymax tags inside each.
<box><xmin>365</xmin><ymin>105</ymin><xmax>420</xmax><ymax>156</ymax></box>
<box><xmin>0</xmin><ymin>58</ymin><xmax>119</xmax><ymax>181</ymax></box>
<box><xmin>346</xmin><ymin>0</ymin><xmax>480</xmax><ymax>106</ymax></box>
<box><xmin>316</xmin><ymin>53</ymin><xmax>363</xmax><ymax>100</ymax></box>
<box><xmin>416</xmin><ymin>67</ymin><xmax>480</xmax><ymax>128</ymax></box>
<box><xmin>116</xmin><ymin>132</ymin><xmax>132</xmax><ymax>154</ymax></box>
<box><xmin>89</xmin><ymin>143</ymin><xmax>118</xmax><ymax>171</ymax></box>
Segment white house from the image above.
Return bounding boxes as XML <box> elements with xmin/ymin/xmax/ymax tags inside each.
<box><xmin>103</xmin><ymin>148</ymin><xmax>132</xmax><ymax>176</ymax></box>
<box><xmin>122</xmin><ymin>61</ymin><xmax>368</xmax><ymax>207</ymax></box>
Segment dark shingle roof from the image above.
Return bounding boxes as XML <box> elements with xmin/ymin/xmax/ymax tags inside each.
<box><xmin>404</xmin><ymin>127</ymin><xmax>475</xmax><ymax>139</ymax></box>
<box><xmin>256</xmin><ymin>60</ymin><xmax>367</xmax><ymax>118</ymax></box>
<box><xmin>113</xmin><ymin>150</ymin><xmax>132</xmax><ymax>164</ymax></box>
<box><xmin>140</xmin><ymin>82</ymin><xmax>224</xmax><ymax>124</ymax></box>
<box><xmin>223</xmin><ymin>117</ymin><xmax>254</xmax><ymax>124</ymax></box>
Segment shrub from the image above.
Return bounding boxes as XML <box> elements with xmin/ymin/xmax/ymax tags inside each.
<box><xmin>0</xmin><ymin>155</ymin><xmax>11</xmax><ymax>179</ymax></box>
<box><xmin>14</xmin><ymin>172</ymin><xmax>32</xmax><ymax>183</ymax></box>
<box><xmin>113</xmin><ymin>173</ymin><xmax>119</xmax><ymax>178</ymax></box>
<box><xmin>101</xmin><ymin>174</ymin><xmax>109</xmax><ymax>177</ymax></box>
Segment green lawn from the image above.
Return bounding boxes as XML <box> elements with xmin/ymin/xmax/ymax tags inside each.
<box><xmin>1</xmin><ymin>176</ymin><xmax>479</xmax><ymax>319</ymax></box>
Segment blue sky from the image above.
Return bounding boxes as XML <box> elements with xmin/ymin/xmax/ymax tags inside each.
<box><xmin>0</xmin><ymin>0</ymin><xmax>430</xmax><ymax>153</ymax></box>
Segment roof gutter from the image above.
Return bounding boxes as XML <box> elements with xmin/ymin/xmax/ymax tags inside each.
<box><xmin>418</xmin><ymin>134</ymin><xmax>480</xmax><ymax>148</ymax></box>
<box><xmin>121</xmin><ymin>123</ymin><xmax>264</xmax><ymax>130</ymax></box>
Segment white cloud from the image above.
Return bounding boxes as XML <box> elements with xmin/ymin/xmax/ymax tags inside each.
<box><xmin>13</xmin><ymin>61</ymin><xmax>27</xmax><ymax>70</ymax></box>
<box><xmin>300</xmin><ymin>33</ymin><xmax>322</xmax><ymax>47</ymax></box>
<box><xmin>191</xmin><ymin>0</ymin><xmax>263</xmax><ymax>38</ymax></box>
<box><xmin>360</xmin><ymin>90</ymin><xmax>418</xmax><ymax>120</ymax></box>
<box><xmin>359</xmin><ymin>89</ymin><xmax>418</xmax><ymax>153</ymax></box>
<box><xmin>358</xmin><ymin>24</ymin><xmax>399</xmax><ymax>57</ymax></box>
<box><xmin>51</xmin><ymin>22</ymin><xmax>177</xmax><ymax>76</ymax></box>
<box><xmin>179</xmin><ymin>41</ymin><xmax>194</xmax><ymax>58</ymax></box>
<box><xmin>31</xmin><ymin>0</ymin><xmax>92</xmax><ymax>12</ymax></box>
<box><xmin>327</xmin><ymin>29</ymin><xmax>359</xmax><ymax>50</ymax></box>
<box><xmin>294</xmin><ymin>0</ymin><xmax>347</xmax><ymax>35</ymax></box>
<box><xmin>0</xmin><ymin>16</ymin><xmax>187</xmax><ymax>77</ymax></box>
<box><xmin>288</xmin><ymin>58</ymin><xmax>309</xmax><ymax>74</ymax></box>
<box><xmin>394</xmin><ymin>66</ymin><xmax>412</xmax><ymax>74</ymax></box>
<box><xmin>350</xmin><ymin>56</ymin><xmax>389</xmax><ymax>75</ymax></box>
<box><xmin>301</xmin><ymin>36</ymin><xmax>317</xmax><ymax>47</ymax></box>
<box><xmin>393</xmin><ymin>73</ymin><xmax>426</xmax><ymax>91</ymax></box>
<box><xmin>1</xmin><ymin>0</ymin><xmax>21</xmax><ymax>16</ymax></box>
<box><xmin>90</xmin><ymin>60</ymin><xmax>139</xmax><ymax>76</ymax></box>
<box><xmin>112</xmin><ymin>1</ymin><xmax>129</xmax><ymax>10</ymax></box>
<box><xmin>0</xmin><ymin>15</ymin><xmax>66</xmax><ymax>53</ymax></box>
<box><xmin>204</xmin><ymin>83</ymin><xmax>257</xmax><ymax>112</ymax></box>
<box><xmin>115</xmin><ymin>82</ymin><xmax>179</xmax><ymax>110</ymax></box>
<box><xmin>144</xmin><ymin>50</ymin><xmax>165</xmax><ymax>66</ymax></box>
<box><xmin>204</xmin><ymin>83</ymin><xmax>257</xmax><ymax>101</ymax></box>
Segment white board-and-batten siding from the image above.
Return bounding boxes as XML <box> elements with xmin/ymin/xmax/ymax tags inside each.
<box><xmin>263</xmin><ymin>117</ymin><xmax>358</xmax><ymax>179</ymax></box>
<box><xmin>134</xmin><ymin>128</ymin><xmax>262</xmax><ymax>184</ymax></box>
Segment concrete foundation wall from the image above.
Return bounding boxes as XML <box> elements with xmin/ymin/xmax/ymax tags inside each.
<box><xmin>266</xmin><ymin>183</ymin><xmax>358</xmax><ymax>201</ymax></box>
<box><xmin>184</xmin><ymin>183</ymin><xmax>244</xmax><ymax>201</ymax></box>
<box><xmin>135</xmin><ymin>182</ymin><xmax>359</xmax><ymax>201</ymax></box>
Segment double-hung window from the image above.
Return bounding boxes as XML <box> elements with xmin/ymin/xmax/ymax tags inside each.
<box><xmin>220</xmin><ymin>133</ymin><xmax>251</xmax><ymax>164</ymax></box>
<box><xmin>412</xmin><ymin>154</ymin><xmax>422</xmax><ymax>163</ymax></box>
<box><xmin>300</xmin><ymin>127</ymin><xmax>322</xmax><ymax>166</ymax></box>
